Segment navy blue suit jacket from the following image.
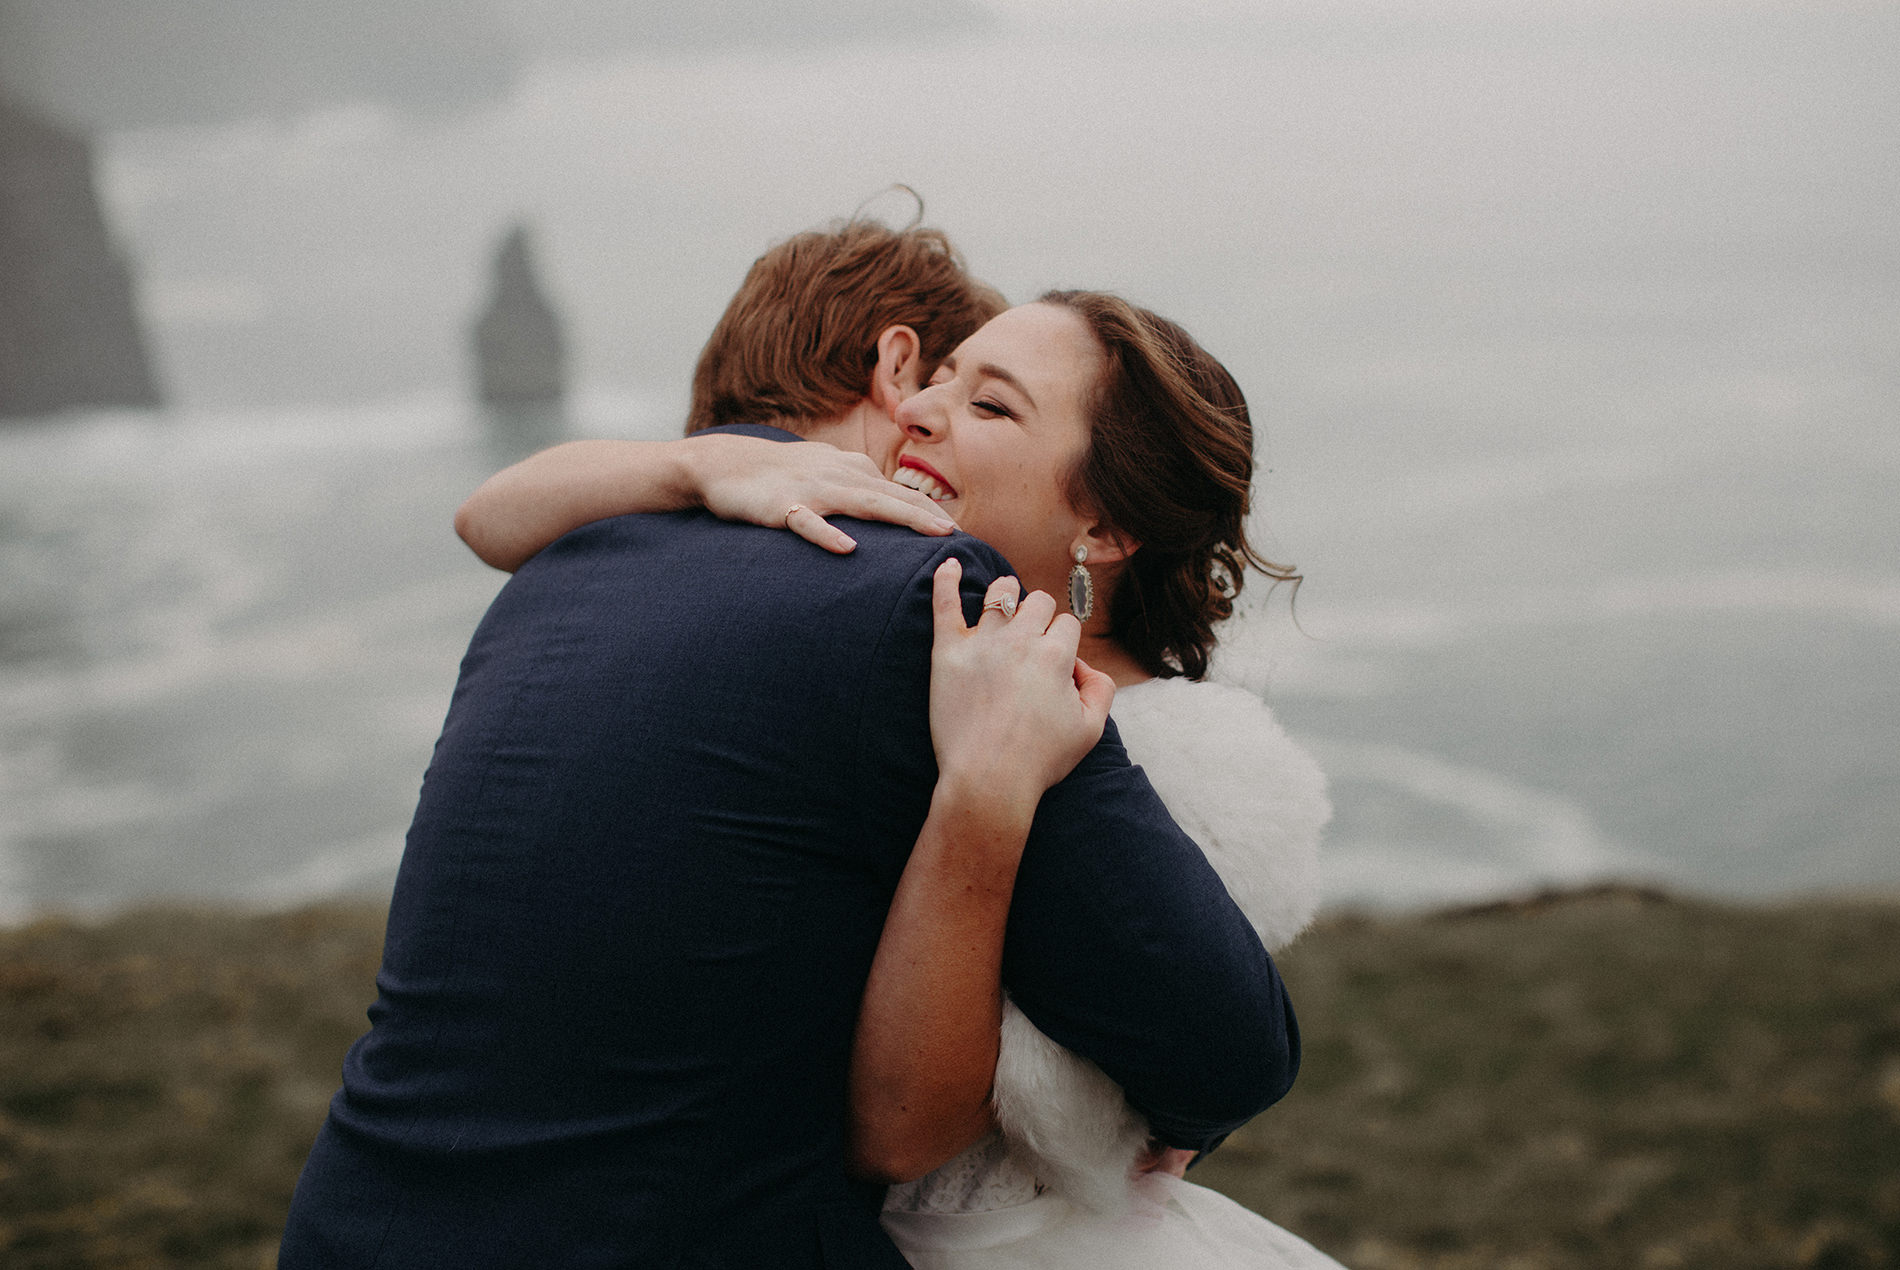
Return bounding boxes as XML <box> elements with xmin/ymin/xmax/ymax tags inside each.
<box><xmin>281</xmin><ymin>426</ymin><xmax>1297</xmax><ymax>1268</ymax></box>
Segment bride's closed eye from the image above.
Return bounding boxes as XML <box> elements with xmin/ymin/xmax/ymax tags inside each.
<box><xmin>971</xmin><ymin>399</ymin><xmax>1015</xmax><ymax>420</ymax></box>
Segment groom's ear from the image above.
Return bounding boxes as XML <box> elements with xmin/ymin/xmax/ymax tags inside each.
<box><xmin>868</xmin><ymin>325</ymin><xmax>923</xmax><ymax>413</ymax></box>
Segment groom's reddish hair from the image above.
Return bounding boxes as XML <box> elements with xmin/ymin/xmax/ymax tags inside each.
<box><xmin>685</xmin><ymin>219</ymin><xmax>1003</xmax><ymax>435</ymax></box>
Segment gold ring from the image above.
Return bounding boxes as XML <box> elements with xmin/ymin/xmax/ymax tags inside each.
<box><xmin>981</xmin><ymin>594</ymin><xmax>1018</xmax><ymax>619</ymax></box>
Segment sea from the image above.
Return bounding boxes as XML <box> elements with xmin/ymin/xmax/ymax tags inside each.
<box><xmin>2</xmin><ymin>10</ymin><xmax>1895</xmax><ymax>921</ymax></box>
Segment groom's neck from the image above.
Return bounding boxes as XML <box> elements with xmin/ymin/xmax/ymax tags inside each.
<box><xmin>797</xmin><ymin>407</ymin><xmax>873</xmax><ymax>459</ymax></box>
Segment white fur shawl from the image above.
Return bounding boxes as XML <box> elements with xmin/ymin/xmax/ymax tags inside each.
<box><xmin>990</xmin><ymin>676</ymin><xmax>1331</xmax><ymax>1214</ymax></box>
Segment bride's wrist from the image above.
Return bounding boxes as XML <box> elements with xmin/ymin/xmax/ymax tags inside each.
<box><xmin>670</xmin><ymin>434</ymin><xmax>727</xmax><ymax>508</ymax></box>
<box><xmin>929</xmin><ymin>768</ymin><xmax>1041</xmax><ymax>844</ymax></box>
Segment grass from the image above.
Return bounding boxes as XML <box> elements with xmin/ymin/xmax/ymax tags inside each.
<box><xmin>0</xmin><ymin>906</ymin><xmax>384</xmax><ymax>1270</ymax></box>
<box><xmin>1197</xmin><ymin>887</ymin><xmax>1900</xmax><ymax>1269</ymax></box>
<box><xmin>1</xmin><ymin>888</ymin><xmax>1895</xmax><ymax>1267</ymax></box>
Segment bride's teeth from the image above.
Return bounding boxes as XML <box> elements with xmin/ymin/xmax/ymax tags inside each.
<box><xmin>896</xmin><ymin>468</ymin><xmax>953</xmax><ymax>502</ymax></box>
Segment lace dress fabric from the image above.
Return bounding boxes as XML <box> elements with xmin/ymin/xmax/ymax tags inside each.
<box><xmin>882</xmin><ymin>1131</ymin><xmax>1043</xmax><ymax>1214</ymax></box>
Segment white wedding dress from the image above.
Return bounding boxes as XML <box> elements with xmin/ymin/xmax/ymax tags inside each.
<box><xmin>881</xmin><ymin>676</ymin><xmax>1346</xmax><ymax>1269</ymax></box>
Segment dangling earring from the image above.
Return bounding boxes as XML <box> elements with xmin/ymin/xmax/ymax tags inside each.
<box><xmin>1067</xmin><ymin>544</ymin><xmax>1094</xmax><ymax>621</ymax></box>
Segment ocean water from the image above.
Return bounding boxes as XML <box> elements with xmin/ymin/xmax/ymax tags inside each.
<box><xmin>1</xmin><ymin>389</ymin><xmax>1892</xmax><ymax>922</ymax></box>
<box><xmin>3</xmin><ymin>10</ymin><xmax>1895</xmax><ymax>919</ymax></box>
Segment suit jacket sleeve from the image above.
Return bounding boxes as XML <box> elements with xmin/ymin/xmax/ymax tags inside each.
<box><xmin>851</xmin><ymin>534</ymin><xmax>1299</xmax><ymax>1154</ymax></box>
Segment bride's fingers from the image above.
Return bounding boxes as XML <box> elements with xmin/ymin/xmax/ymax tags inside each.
<box><xmin>1009</xmin><ymin>589</ymin><xmax>1059</xmax><ymax>635</ymax></box>
<box><xmin>829</xmin><ymin>448</ymin><xmax>886</xmax><ymax>479</ymax></box>
<box><xmin>1073</xmin><ymin>655</ymin><xmax>1116</xmax><ymax>725</ymax></box>
<box><xmin>783</xmin><ymin>503</ymin><xmax>858</xmax><ymax>554</ymax></box>
<box><xmin>977</xmin><ymin>575</ymin><xmax>1022</xmax><ymax>626</ymax></box>
<box><xmin>931</xmin><ymin>557</ymin><xmax>967</xmax><ymax>639</ymax></box>
<box><xmin>865</xmin><ymin>477</ymin><xmax>956</xmax><ymax>522</ymax></box>
<box><xmin>826</xmin><ymin>488</ymin><xmax>956</xmax><ymax>536</ymax></box>
<box><xmin>1139</xmin><ymin>1146</ymin><xmax>1195</xmax><ymax>1178</ymax></box>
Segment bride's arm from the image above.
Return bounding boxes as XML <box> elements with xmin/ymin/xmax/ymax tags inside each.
<box><xmin>846</xmin><ymin>561</ymin><xmax>1114</xmax><ymax>1183</ymax></box>
<box><xmin>454</xmin><ymin>435</ymin><xmax>955</xmax><ymax>572</ymax></box>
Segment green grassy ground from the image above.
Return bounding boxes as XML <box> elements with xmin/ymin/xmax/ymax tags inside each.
<box><xmin>1197</xmin><ymin>888</ymin><xmax>1900</xmax><ymax>1268</ymax></box>
<box><xmin>1</xmin><ymin>889</ymin><xmax>1895</xmax><ymax>1268</ymax></box>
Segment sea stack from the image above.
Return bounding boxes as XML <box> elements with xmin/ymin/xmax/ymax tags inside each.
<box><xmin>471</xmin><ymin>224</ymin><xmax>566</xmax><ymax>406</ymax></box>
<box><xmin>0</xmin><ymin>98</ymin><xmax>162</xmax><ymax>419</ymax></box>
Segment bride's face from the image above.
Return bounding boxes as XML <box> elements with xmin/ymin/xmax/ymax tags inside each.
<box><xmin>891</xmin><ymin>303</ymin><xmax>1102</xmax><ymax>595</ymax></box>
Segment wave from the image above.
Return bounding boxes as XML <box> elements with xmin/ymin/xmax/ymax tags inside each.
<box><xmin>1515</xmin><ymin>572</ymin><xmax>1900</xmax><ymax>628</ymax></box>
<box><xmin>1215</xmin><ymin>569</ymin><xmax>1900</xmax><ymax>701</ymax></box>
<box><xmin>1306</xmin><ymin>737</ymin><xmax>1660</xmax><ymax>910</ymax></box>
<box><xmin>0</xmin><ymin>389</ymin><xmax>685</xmax><ymax>474</ymax></box>
<box><xmin>0</xmin><ymin>399</ymin><xmax>471</xmax><ymax>467</ymax></box>
<box><xmin>0</xmin><ymin>742</ymin><xmax>240</xmax><ymax>924</ymax></box>
<box><xmin>241</xmin><ymin>827</ymin><xmax>405</xmax><ymax>910</ymax></box>
<box><xmin>0</xmin><ymin>574</ymin><xmax>497</xmax><ymax>727</ymax></box>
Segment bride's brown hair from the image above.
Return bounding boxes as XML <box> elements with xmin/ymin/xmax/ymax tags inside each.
<box><xmin>1040</xmin><ymin>291</ymin><xmax>1298</xmax><ymax>681</ymax></box>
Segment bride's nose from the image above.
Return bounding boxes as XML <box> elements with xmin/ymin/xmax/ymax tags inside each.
<box><xmin>896</xmin><ymin>385</ymin><xmax>946</xmax><ymax>442</ymax></box>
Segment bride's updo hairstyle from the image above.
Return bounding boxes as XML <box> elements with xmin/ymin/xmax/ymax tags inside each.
<box><xmin>1040</xmin><ymin>290</ymin><xmax>1297</xmax><ymax>681</ymax></box>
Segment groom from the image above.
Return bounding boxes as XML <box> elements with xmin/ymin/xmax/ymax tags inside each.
<box><xmin>281</xmin><ymin>220</ymin><xmax>1298</xmax><ymax>1268</ymax></box>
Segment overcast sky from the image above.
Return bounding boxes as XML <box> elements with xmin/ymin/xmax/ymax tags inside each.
<box><xmin>0</xmin><ymin>0</ymin><xmax>992</xmax><ymax>130</ymax></box>
<box><xmin>7</xmin><ymin>0</ymin><xmax>1891</xmax><ymax>429</ymax></box>
<box><xmin>12</xmin><ymin>0</ymin><xmax>1887</xmax><ymax>132</ymax></box>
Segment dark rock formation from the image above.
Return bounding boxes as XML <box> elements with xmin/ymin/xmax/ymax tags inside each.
<box><xmin>0</xmin><ymin>98</ymin><xmax>161</xmax><ymax>418</ymax></box>
<box><xmin>471</xmin><ymin>224</ymin><xmax>565</xmax><ymax>406</ymax></box>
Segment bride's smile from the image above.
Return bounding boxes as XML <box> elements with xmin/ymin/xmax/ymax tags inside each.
<box><xmin>892</xmin><ymin>302</ymin><xmax>1105</xmax><ymax>603</ymax></box>
<box><xmin>893</xmin><ymin>456</ymin><xmax>957</xmax><ymax>502</ymax></box>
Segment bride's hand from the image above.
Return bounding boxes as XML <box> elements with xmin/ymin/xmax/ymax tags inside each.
<box><xmin>456</xmin><ymin>435</ymin><xmax>957</xmax><ymax>572</ymax></box>
<box><xmin>688</xmin><ymin>434</ymin><xmax>956</xmax><ymax>554</ymax></box>
<box><xmin>927</xmin><ymin>558</ymin><xmax>1115</xmax><ymax>801</ymax></box>
<box><xmin>847</xmin><ymin>558</ymin><xmax>1109</xmax><ymax>1183</ymax></box>
<box><xmin>1136</xmin><ymin>1139</ymin><xmax>1196</xmax><ymax>1178</ymax></box>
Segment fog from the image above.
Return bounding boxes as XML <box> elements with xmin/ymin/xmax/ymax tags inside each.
<box><xmin>0</xmin><ymin>0</ymin><xmax>989</xmax><ymax>129</ymax></box>
<box><xmin>49</xmin><ymin>4</ymin><xmax>1885</xmax><ymax>427</ymax></box>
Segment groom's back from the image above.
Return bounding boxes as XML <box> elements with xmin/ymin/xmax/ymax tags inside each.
<box><xmin>282</xmin><ymin>505</ymin><xmax>960</xmax><ymax>1268</ymax></box>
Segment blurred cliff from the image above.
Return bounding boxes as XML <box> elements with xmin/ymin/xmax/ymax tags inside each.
<box><xmin>0</xmin><ymin>98</ymin><xmax>161</xmax><ymax>419</ymax></box>
<box><xmin>473</xmin><ymin>222</ymin><xmax>568</xmax><ymax>459</ymax></box>
<box><xmin>473</xmin><ymin>224</ymin><xmax>566</xmax><ymax>407</ymax></box>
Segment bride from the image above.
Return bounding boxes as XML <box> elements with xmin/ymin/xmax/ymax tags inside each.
<box><xmin>456</xmin><ymin>291</ymin><xmax>1343</xmax><ymax>1267</ymax></box>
